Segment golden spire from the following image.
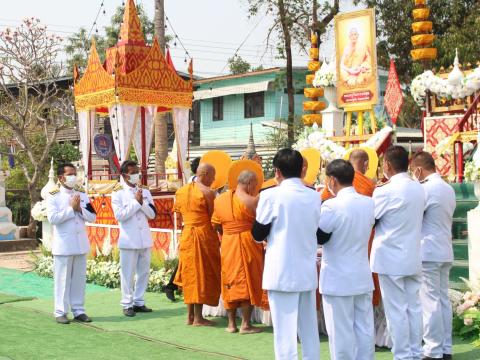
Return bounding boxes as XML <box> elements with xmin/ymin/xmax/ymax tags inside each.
<box><xmin>118</xmin><ymin>0</ymin><xmax>145</xmax><ymax>45</ymax></box>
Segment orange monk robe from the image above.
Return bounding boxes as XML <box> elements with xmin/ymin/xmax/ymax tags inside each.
<box><xmin>211</xmin><ymin>191</ymin><xmax>264</xmax><ymax>310</ymax></box>
<box><xmin>173</xmin><ymin>183</ymin><xmax>221</xmax><ymax>306</ymax></box>
<box><xmin>320</xmin><ymin>171</ymin><xmax>381</xmax><ymax>306</ymax></box>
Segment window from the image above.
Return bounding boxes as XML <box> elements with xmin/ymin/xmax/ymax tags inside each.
<box><xmin>244</xmin><ymin>92</ymin><xmax>265</xmax><ymax>118</ymax></box>
<box><xmin>212</xmin><ymin>97</ymin><xmax>223</xmax><ymax>121</ymax></box>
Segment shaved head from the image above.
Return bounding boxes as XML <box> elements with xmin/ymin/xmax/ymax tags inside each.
<box><xmin>237</xmin><ymin>170</ymin><xmax>257</xmax><ymax>185</ymax></box>
<box><xmin>197</xmin><ymin>163</ymin><xmax>216</xmax><ymax>187</ymax></box>
<box><xmin>411</xmin><ymin>151</ymin><xmax>436</xmax><ymax>171</ymax></box>
<box><xmin>349</xmin><ymin>149</ymin><xmax>369</xmax><ymax>175</ymax></box>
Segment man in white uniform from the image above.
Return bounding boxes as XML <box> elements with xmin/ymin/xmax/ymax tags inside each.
<box><xmin>410</xmin><ymin>151</ymin><xmax>455</xmax><ymax>360</ymax></box>
<box><xmin>47</xmin><ymin>163</ymin><xmax>96</xmax><ymax>324</ymax></box>
<box><xmin>112</xmin><ymin>160</ymin><xmax>157</xmax><ymax>317</ymax></box>
<box><xmin>252</xmin><ymin>148</ymin><xmax>321</xmax><ymax>360</ymax></box>
<box><xmin>318</xmin><ymin>159</ymin><xmax>375</xmax><ymax>360</ymax></box>
<box><xmin>371</xmin><ymin>145</ymin><xmax>425</xmax><ymax>360</ymax></box>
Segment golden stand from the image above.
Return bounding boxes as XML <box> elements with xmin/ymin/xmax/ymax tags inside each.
<box><xmin>344</xmin><ymin>105</ymin><xmax>377</xmax><ymax>147</ymax></box>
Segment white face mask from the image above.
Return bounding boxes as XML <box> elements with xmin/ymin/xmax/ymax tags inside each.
<box><xmin>327</xmin><ymin>179</ymin><xmax>336</xmax><ymax>196</ymax></box>
<box><xmin>64</xmin><ymin>175</ymin><xmax>78</xmax><ymax>188</ymax></box>
<box><xmin>128</xmin><ymin>173</ymin><xmax>140</xmax><ymax>184</ymax></box>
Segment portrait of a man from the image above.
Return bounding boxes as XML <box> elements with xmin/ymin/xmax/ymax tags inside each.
<box><xmin>340</xmin><ymin>25</ymin><xmax>372</xmax><ymax>87</ymax></box>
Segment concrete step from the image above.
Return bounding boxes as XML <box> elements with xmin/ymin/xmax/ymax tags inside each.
<box><xmin>0</xmin><ymin>239</ymin><xmax>39</xmax><ymax>253</ymax></box>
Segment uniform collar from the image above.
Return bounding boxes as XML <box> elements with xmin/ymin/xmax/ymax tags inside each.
<box><xmin>389</xmin><ymin>172</ymin><xmax>409</xmax><ymax>181</ymax></box>
<box><xmin>425</xmin><ymin>173</ymin><xmax>440</xmax><ymax>182</ymax></box>
<box><xmin>120</xmin><ymin>178</ymin><xmax>136</xmax><ymax>191</ymax></box>
<box><xmin>60</xmin><ymin>185</ymin><xmax>74</xmax><ymax>194</ymax></box>
<box><xmin>280</xmin><ymin>177</ymin><xmax>303</xmax><ymax>187</ymax></box>
<box><xmin>336</xmin><ymin>186</ymin><xmax>355</xmax><ymax>197</ymax></box>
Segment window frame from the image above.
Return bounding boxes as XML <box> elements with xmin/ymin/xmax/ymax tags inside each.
<box><xmin>244</xmin><ymin>91</ymin><xmax>265</xmax><ymax>119</ymax></box>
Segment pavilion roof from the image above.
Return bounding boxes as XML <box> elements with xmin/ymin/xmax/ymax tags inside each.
<box><xmin>73</xmin><ymin>0</ymin><xmax>192</xmax><ymax>111</ymax></box>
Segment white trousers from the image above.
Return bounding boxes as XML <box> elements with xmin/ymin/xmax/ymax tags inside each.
<box><xmin>323</xmin><ymin>292</ymin><xmax>375</xmax><ymax>360</ymax></box>
<box><xmin>120</xmin><ymin>248</ymin><xmax>151</xmax><ymax>309</ymax></box>
<box><xmin>379</xmin><ymin>274</ymin><xmax>423</xmax><ymax>360</ymax></box>
<box><xmin>268</xmin><ymin>290</ymin><xmax>320</xmax><ymax>360</ymax></box>
<box><xmin>420</xmin><ymin>262</ymin><xmax>452</xmax><ymax>358</ymax></box>
<box><xmin>53</xmin><ymin>254</ymin><xmax>87</xmax><ymax>317</ymax></box>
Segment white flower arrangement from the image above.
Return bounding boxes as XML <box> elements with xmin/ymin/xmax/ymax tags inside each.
<box><xmin>293</xmin><ymin>124</ymin><xmax>346</xmax><ymax>162</ymax></box>
<box><xmin>464</xmin><ymin>160</ymin><xmax>480</xmax><ymax>182</ymax></box>
<box><xmin>33</xmin><ymin>254</ymin><xmax>173</xmax><ymax>292</ymax></box>
<box><xmin>312</xmin><ymin>59</ymin><xmax>337</xmax><ymax>88</ymax></box>
<box><xmin>31</xmin><ymin>200</ymin><xmax>48</xmax><ymax>222</ymax></box>
<box><xmin>411</xmin><ymin>65</ymin><xmax>480</xmax><ymax>107</ymax></box>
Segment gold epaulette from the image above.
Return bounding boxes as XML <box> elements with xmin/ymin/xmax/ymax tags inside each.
<box><xmin>49</xmin><ymin>187</ymin><xmax>60</xmax><ymax>195</ymax></box>
<box><xmin>376</xmin><ymin>180</ymin><xmax>391</xmax><ymax>188</ymax></box>
<box><xmin>74</xmin><ymin>185</ymin><xmax>85</xmax><ymax>193</ymax></box>
<box><xmin>113</xmin><ymin>183</ymin><xmax>123</xmax><ymax>192</ymax></box>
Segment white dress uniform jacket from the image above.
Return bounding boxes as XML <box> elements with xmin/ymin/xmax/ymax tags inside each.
<box><xmin>319</xmin><ymin>186</ymin><xmax>375</xmax><ymax>296</ymax></box>
<box><xmin>421</xmin><ymin>173</ymin><xmax>455</xmax><ymax>262</ymax></box>
<box><xmin>47</xmin><ymin>186</ymin><xmax>96</xmax><ymax>256</ymax></box>
<box><xmin>371</xmin><ymin>172</ymin><xmax>425</xmax><ymax>276</ymax></box>
<box><xmin>256</xmin><ymin>178</ymin><xmax>321</xmax><ymax>292</ymax></box>
<box><xmin>112</xmin><ymin>182</ymin><xmax>156</xmax><ymax>249</ymax></box>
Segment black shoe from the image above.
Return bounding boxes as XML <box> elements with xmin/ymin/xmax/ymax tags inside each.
<box><xmin>55</xmin><ymin>315</ymin><xmax>70</xmax><ymax>324</ymax></box>
<box><xmin>74</xmin><ymin>313</ymin><xmax>92</xmax><ymax>323</ymax></box>
<box><xmin>133</xmin><ymin>305</ymin><xmax>152</xmax><ymax>313</ymax></box>
<box><xmin>165</xmin><ymin>288</ymin><xmax>176</xmax><ymax>302</ymax></box>
<box><xmin>443</xmin><ymin>355</ymin><xmax>452</xmax><ymax>360</ymax></box>
<box><xmin>423</xmin><ymin>357</ymin><xmax>441</xmax><ymax>360</ymax></box>
<box><xmin>123</xmin><ymin>307</ymin><xmax>136</xmax><ymax>317</ymax></box>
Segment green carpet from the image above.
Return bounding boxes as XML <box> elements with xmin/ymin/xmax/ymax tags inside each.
<box><xmin>0</xmin><ymin>267</ymin><xmax>108</xmax><ymax>299</ymax></box>
<box><xmin>0</xmin><ymin>293</ymin><xmax>33</xmax><ymax>304</ymax></box>
<box><xmin>2</xmin><ymin>268</ymin><xmax>480</xmax><ymax>359</ymax></box>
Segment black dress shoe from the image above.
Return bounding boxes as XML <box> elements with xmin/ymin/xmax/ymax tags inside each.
<box><xmin>165</xmin><ymin>288</ymin><xmax>176</xmax><ymax>302</ymax></box>
<box><xmin>443</xmin><ymin>355</ymin><xmax>452</xmax><ymax>360</ymax></box>
<box><xmin>55</xmin><ymin>315</ymin><xmax>70</xmax><ymax>324</ymax></box>
<box><xmin>423</xmin><ymin>357</ymin><xmax>441</xmax><ymax>360</ymax></box>
<box><xmin>133</xmin><ymin>305</ymin><xmax>152</xmax><ymax>313</ymax></box>
<box><xmin>74</xmin><ymin>313</ymin><xmax>92</xmax><ymax>323</ymax></box>
<box><xmin>123</xmin><ymin>307</ymin><xmax>136</xmax><ymax>317</ymax></box>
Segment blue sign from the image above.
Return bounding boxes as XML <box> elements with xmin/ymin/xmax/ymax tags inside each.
<box><xmin>94</xmin><ymin>134</ymin><xmax>113</xmax><ymax>159</ymax></box>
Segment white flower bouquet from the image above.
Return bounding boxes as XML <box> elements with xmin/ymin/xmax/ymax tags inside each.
<box><xmin>312</xmin><ymin>60</ymin><xmax>337</xmax><ymax>88</ymax></box>
<box><xmin>31</xmin><ymin>200</ymin><xmax>48</xmax><ymax>222</ymax></box>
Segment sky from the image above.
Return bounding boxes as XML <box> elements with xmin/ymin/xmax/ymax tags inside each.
<box><xmin>1</xmin><ymin>0</ymin><xmax>360</xmax><ymax>78</ymax></box>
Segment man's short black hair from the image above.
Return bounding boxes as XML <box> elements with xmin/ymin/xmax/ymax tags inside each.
<box><xmin>57</xmin><ymin>163</ymin><xmax>76</xmax><ymax>176</ymax></box>
<box><xmin>120</xmin><ymin>160</ymin><xmax>138</xmax><ymax>174</ymax></box>
<box><xmin>385</xmin><ymin>145</ymin><xmax>409</xmax><ymax>172</ymax></box>
<box><xmin>411</xmin><ymin>151</ymin><xmax>436</xmax><ymax>171</ymax></box>
<box><xmin>326</xmin><ymin>159</ymin><xmax>354</xmax><ymax>186</ymax></box>
<box><xmin>272</xmin><ymin>148</ymin><xmax>303</xmax><ymax>179</ymax></box>
<box><xmin>190</xmin><ymin>157</ymin><xmax>201</xmax><ymax>174</ymax></box>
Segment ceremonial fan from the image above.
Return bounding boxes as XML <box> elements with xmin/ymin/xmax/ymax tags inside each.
<box><xmin>228</xmin><ymin>159</ymin><xmax>264</xmax><ymax>195</ymax></box>
<box><xmin>343</xmin><ymin>147</ymin><xmax>379</xmax><ymax>179</ymax></box>
<box><xmin>200</xmin><ymin>150</ymin><xmax>232</xmax><ymax>190</ymax></box>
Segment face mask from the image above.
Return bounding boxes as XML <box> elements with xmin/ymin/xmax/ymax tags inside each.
<box><xmin>412</xmin><ymin>169</ymin><xmax>420</xmax><ymax>182</ymax></box>
<box><xmin>128</xmin><ymin>173</ymin><xmax>140</xmax><ymax>184</ymax></box>
<box><xmin>64</xmin><ymin>175</ymin><xmax>78</xmax><ymax>188</ymax></box>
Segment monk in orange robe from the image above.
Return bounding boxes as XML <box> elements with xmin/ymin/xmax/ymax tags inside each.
<box><xmin>320</xmin><ymin>149</ymin><xmax>381</xmax><ymax>306</ymax></box>
<box><xmin>173</xmin><ymin>163</ymin><xmax>221</xmax><ymax>326</ymax></box>
<box><xmin>212</xmin><ymin>170</ymin><xmax>264</xmax><ymax>334</ymax></box>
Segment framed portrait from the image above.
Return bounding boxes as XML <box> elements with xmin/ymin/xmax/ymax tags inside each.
<box><xmin>335</xmin><ymin>8</ymin><xmax>378</xmax><ymax>109</ymax></box>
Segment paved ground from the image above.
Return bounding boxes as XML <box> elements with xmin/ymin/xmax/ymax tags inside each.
<box><xmin>0</xmin><ymin>250</ymin><xmax>39</xmax><ymax>271</ymax></box>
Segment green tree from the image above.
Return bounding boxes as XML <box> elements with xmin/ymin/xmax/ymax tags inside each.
<box><xmin>354</xmin><ymin>0</ymin><xmax>479</xmax><ymax>82</ymax></box>
<box><xmin>228</xmin><ymin>55</ymin><xmax>251</xmax><ymax>75</ymax></box>
<box><xmin>65</xmin><ymin>4</ymin><xmax>155</xmax><ymax>73</ymax></box>
<box><xmin>248</xmin><ymin>0</ymin><xmax>339</xmax><ymax>146</ymax></box>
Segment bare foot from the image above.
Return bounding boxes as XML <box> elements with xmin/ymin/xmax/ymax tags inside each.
<box><xmin>186</xmin><ymin>315</ymin><xmax>194</xmax><ymax>325</ymax></box>
<box><xmin>192</xmin><ymin>318</ymin><xmax>216</xmax><ymax>327</ymax></box>
<box><xmin>225</xmin><ymin>327</ymin><xmax>238</xmax><ymax>333</ymax></box>
<box><xmin>240</xmin><ymin>325</ymin><xmax>263</xmax><ymax>334</ymax></box>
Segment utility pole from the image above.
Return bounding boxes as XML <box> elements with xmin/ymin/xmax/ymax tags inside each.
<box><xmin>154</xmin><ymin>0</ymin><xmax>168</xmax><ymax>177</ymax></box>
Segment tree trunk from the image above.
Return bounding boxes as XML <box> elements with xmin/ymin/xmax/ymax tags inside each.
<box><xmin>278</xmin><ymin>0</ymin><xmax>295</xmax><ymax>146</ymax></box>
<box><xmin>26</xmin><ymin>182</ymin><xmax>41</xmax><ymax>238</ymax></box>
<box><xmin>154</xmin><ymin>0</ymin><xmax>168</xmax><ymax>176</ymax></box>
